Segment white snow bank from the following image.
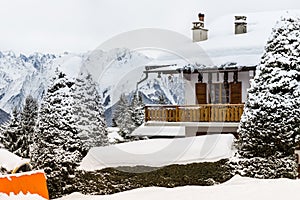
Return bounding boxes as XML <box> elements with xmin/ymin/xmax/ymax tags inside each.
<box><xmin>57</xmin><ymin>175</ymin><xmax>300</xmax><ymax>200</ymax></box>
<box><xmin>0</xmin><ymin>149</ymin><xmax>30</xmax><ymax>172</ymax></box>
<box><xmin>80</xmin><ymin>134</ymin><xmax>234</xmax><ymax>171</ymax></box>
<box><xmin>107</xmin><ymin>127</ymin><xmax>124</xmax><ymax>143</ymax></box>
<box><xmin>0</xmin><ymin>192</ymin><xmax>46</xmax><ymax>200</ymax></box>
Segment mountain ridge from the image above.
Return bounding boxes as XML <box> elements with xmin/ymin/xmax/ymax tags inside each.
<box><xmin>0</xmin><ymin>49</ymin><xmax>184</xmax><ymax>126</ymax></box>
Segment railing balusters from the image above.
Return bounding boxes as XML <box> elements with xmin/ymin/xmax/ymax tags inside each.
<box><xmin>144</xmin><ymin>104</ymin><xmax>244</xmax><ymax>123</ymax></box>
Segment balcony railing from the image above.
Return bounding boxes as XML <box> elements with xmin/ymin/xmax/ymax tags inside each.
<box><xmin>145</xmin><ymin>104</ymin><xmax>244</xmax><ymax>122</ymax></box>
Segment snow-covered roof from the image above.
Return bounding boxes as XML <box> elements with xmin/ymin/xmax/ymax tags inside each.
<box><xmin>0</xmin><ymin>149</ymin><xmax>30</xmax><ymax>172</ymax></box>
<box><xmin>80</xmin><ymin>135</ymin><xmax>234</xmax><ymax>171</ymax></box>
<box><xmin>199</xmin><ymin>10</ymin><xmax>300</xmax><ymax>66</ymax></box>
<box><xmin>145</xmin><ymin>10</ymin><xmax>300</xmax><ymax>73</ymax></box>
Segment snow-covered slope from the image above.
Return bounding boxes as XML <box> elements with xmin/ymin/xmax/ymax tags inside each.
<box><xmin>138</xmin><ymin>75</ymin><xmax>184</xmax><ymax>105</ymax></box>
<box><xmin>0</xmin><ymin>193</ymin><xmax>46</xmax><ymax>200</ymax></box>
<box><xmin>57</xmin><ymin>175</ymin><xmax>300</xmax><ymax>200</ymax></box>
<box><xmin>0</xmin><ymin>49</ymin><xmax>184</xmax><ymax>121</ymax></box>
<box><xmin>0</xmin><ymin>51</ymin><xmax>82</xmax><ymax>113</ymax></box>
<box><xmin>0</xmin><ymin>51</ymin><xmax>54</xmax><ymax>113</ymax></box>
<box><xmin>80</xmin><ymin>135</ymin><xmax>234</xmax><ymax>171</ymax></box>
<box><xmin>0</xmin><ymin>109</ymin><xmax>9</xmax><ymax>125</ymax></box>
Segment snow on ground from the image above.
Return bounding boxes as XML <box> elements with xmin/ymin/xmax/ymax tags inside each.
<box><xmin>57</xmin><ymin>175</ymin><xmax>300</xmax><ymax>200</ymax></box>
<box><xmin>80</xmin><ymin>134</ymin><xmax>234</xmax><ymax>171</ymax></box>
<box><xmin>0</xmin><ymin>149</ymin><xmax>29</xmax><ymax>172</ymax></box>
<box><xmin>0</xmin><ymin>192</ymin><xmax>46</xmax><ymax>200</ymax></box>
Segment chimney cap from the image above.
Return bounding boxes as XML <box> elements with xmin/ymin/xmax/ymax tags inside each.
<box><xmin>198</xmin><ymin>13</ymin><xmax>205</xmax><ymax>18</ymax></box>
<box><xmin>198</xmin><ymin>13</ymin><xmax>205</xmax><ymax>22</ymax></box>
<box><xmin>235</xmin><ymin>16</ymin><xmax>247</xmax><ymax>21</ymax></box>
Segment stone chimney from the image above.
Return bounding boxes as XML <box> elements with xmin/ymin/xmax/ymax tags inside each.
<box><xmin>235</xmin><ymin>16</ymin><xmax>247</xmax><ymax>34</ymax></box>
<box><xmin>192</xmin><ymin>13</ymin><xmax>208</xmax><ymax>42</ymax></box>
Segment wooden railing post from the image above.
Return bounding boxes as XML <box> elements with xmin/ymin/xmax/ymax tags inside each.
<box><xmin>226</xmin><ymin>105</ymin><xmax>230</xmax><ymax>122</ymax></box>
<box><xmin>176</xmin><ymin>106</ymin><xmax>180</xmax><ymax>122</ymax></box>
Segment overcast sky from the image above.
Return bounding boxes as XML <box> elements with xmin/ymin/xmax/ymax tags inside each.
<box><xmin>0</xmin><ymin>0</ymin><xmax>299</xmax><ymax>55</ymax></box>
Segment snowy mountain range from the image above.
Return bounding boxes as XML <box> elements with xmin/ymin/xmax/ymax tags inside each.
<box><xmin>0</xmin><ymin>49</ymin><xmax>184</xmax><ymax>125</ymax></box>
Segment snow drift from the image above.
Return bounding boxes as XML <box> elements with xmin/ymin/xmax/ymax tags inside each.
<box><xmin>57</xmin><ymin>175</ymin><xmax>300</xmax><ymax>200</ymax></box>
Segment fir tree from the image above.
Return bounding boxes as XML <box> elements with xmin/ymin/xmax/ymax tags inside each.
<box><xmin>0</xmin><ymin>96</ymin><xmax>38</xmax><ymax>158</ymax></box>
<box><xmin>233</xmin><ymin>16</ymin><xmax>300</xmax><ymax>179</ymax></box>
<box><xmin>15</xmin><ymin>95</ymin><xmax>38</xmax><ymax>158</ymax></box>
<box><xmin>114</xmin><ymin>94</ymin><xmax>135</xmax><ymax>138</ymax></box>
<box><xmin>0</xmin><ymin>125</ymin><xmax>4</xmax><ymax>148</ymax></box>
<box><xmin>157</xmin><ymin>94</ymin><xmax>167</xmax><ymax>104</ymax></box>
<box><xmin>0</xmin><ymin>107</ymin><xmax>22</xmax><ymax>155</ymax></box>
<box><xmin>31</xmin><ymin>70</ymin><xmax>86</xmax><ymax>198</ymax></box>
<box><xmin>72</xmin><ymin>68</ymin><xmax>108</xmax><ymax>151</ymax></box>
<box><xmin>130</xmin><ymin>91</ymin><xmax>145</xmax><ymax>127</ymax></box>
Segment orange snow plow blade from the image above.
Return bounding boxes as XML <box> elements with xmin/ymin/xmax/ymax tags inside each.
<box><xmin>0</xmin><ymin>170</ymin><xmax>49</xmax><ymax>199</ymax></box>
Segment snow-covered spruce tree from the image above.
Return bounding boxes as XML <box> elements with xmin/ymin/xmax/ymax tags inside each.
<box><xmin>32</xmin><ymin>70</ymin><xmax>86</xmax><ymax>198</ymax></box>
<box><xmin>0</xmin><ymin>125</ymin><xmax>4</xmax><ymax>148</ymax></box>
<box><xmin>232</xmin><ymin>16</ymin><xmax>300</xmax><ymax>179</ymax></box>
<box><xmin>0</xmin><ymin>107</ymin><xmax>22</xmax><ymax>155</ymax></box>
<box><xmin>114</xmin><ymin>94</ymin><xmax>135</xmax><ymax>138</ymax></box>
<box><xmin>72</xmin><ymin>68</ymin><xmax>108</xmax><ymax>151</ymax></box>
<box><xmin>14</xmin><ymin>95</ymin><xmax>39</xmax><ymax>158</ymax></box>
<box><xmin>130</xmin><ymin>91</ymin><xmax>145</xmax><ymax>127</ymax></box>
<box><xmin>0</xmin><ymin>96</ymin><xmax>38</xmax><ymax>158</ymax></box>
<box><xmin>156</xmin><ymin>94</ymin><xmax>167</xmax><ymax>104</ymax></box>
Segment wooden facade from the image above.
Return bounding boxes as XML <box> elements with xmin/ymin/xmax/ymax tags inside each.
<box><xmin>145</xmin><ymin>104</ymin><xmax>244</xmax><ymax>122</ymax></box>
<box><xmin>141</xmin><ymin>66</ymin><xmax>256</xmax><ymax>124</ymax></box>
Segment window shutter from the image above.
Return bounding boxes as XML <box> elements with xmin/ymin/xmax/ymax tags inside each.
<box><xmin>195</xmin><ymin>83</ymin><xmax>207</xmax><ymax>104</ymax></box>
<box><xmin>230</xmin><ymin>82</ymin><xmax>242</xmax><ymax>104</ymax></box>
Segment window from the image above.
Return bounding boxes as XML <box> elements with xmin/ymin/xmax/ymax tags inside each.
<box><xmin>209</xmin><ymin>83</ymin><xmax>227</xmax><ymax>104</ymax></box>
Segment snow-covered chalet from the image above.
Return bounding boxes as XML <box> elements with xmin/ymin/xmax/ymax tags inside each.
<box><xmin>132</xmin><ymin>10</ymin><xmax>295</xmax><ymax>138</ymax></box>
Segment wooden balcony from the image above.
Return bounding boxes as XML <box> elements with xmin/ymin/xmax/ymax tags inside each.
<box><xmin>145</xmin><ymin>104</ymin><xmax>244</xmax><ymax>122</ymax></box>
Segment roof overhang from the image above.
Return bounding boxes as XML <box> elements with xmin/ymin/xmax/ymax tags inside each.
<box><xmin>144</xmin><ymin>64</ymin><xmax>257</xmax><ymax>75</ymax></box>
<box><xmin>178</xmin><ymin>65</ymin><xmax>257</xmax><ymax>74</ymax></box>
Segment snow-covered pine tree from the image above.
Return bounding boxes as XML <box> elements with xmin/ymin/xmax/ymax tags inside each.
<box><xmin>0</xmin><ymin>107</ymin><xmax>22</xmax><ymax>155</ymax></box>
<box><xmin>0</xmin><ymin>125</ymin><xmax>4</xmax><ymax>148</ymax></box>
<box><xmin>114</xmin><ymin>94</ymin><xmax>135</xmax><ymax>138</ymax></box>
<box><xmin>0</xmin><ymin>96</ymin><xmax>38</xmax><ymax>158</ymax></box>
<box><xmin>72</xmin><ymin>68</ymin><xmax>108</xmax><ymax>151</ymax></box>
<box><xmin>130</xmin><ymin>91</ymin><xmax>145</xmax><ymax>127</ymax></box>
<box><xmin>233</xmin><ymin>16</ymin><xmax>300</xmax><ymax>179</ymax></box>
<box><xmin>157</xmin><ymin>94</ymin><xmax>167</xmax><ymax>104</ymax></box>
<box><xmin>31</xmin><ymin>69</ymin><xmax>86</xmax><ymax>198</ymax></box>
<box><xmin>14</xmin><ymin>95</ymin><xmax>39</xmax><ymax>158</ymax></box>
